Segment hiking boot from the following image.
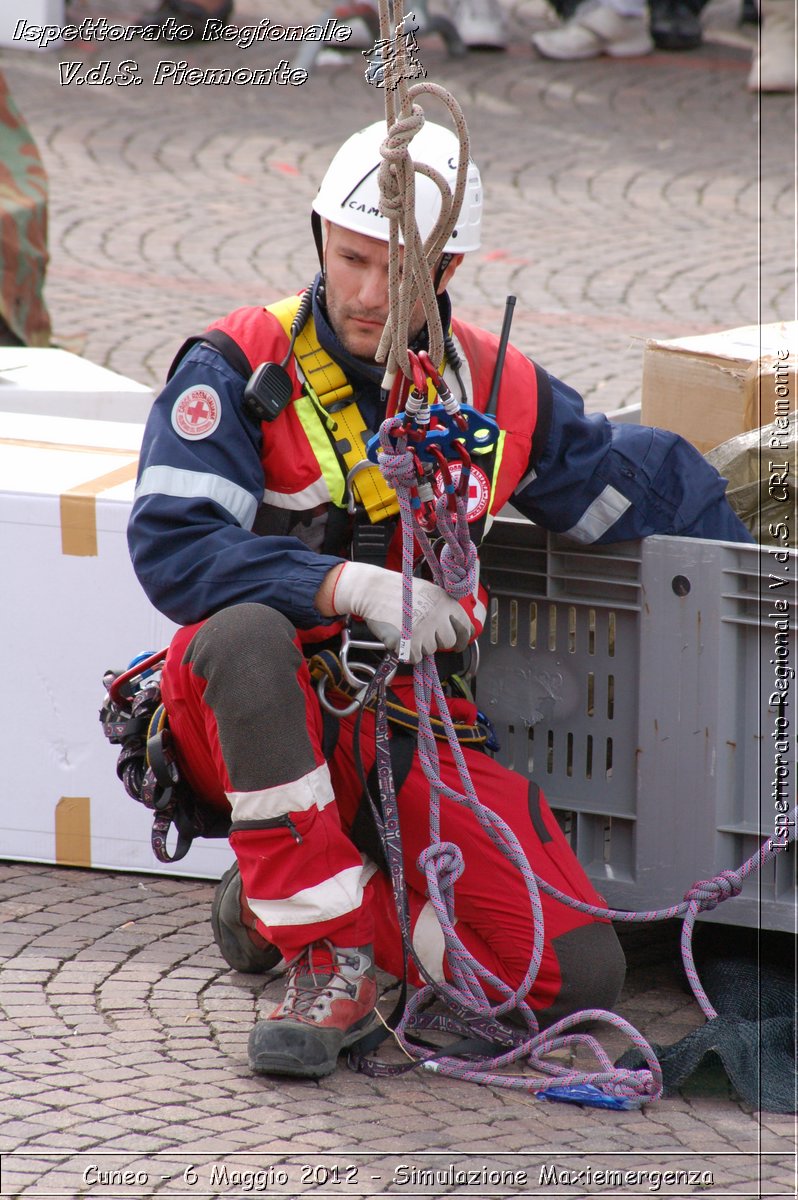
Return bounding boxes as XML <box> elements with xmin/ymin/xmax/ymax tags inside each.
<box><xmin>532</xmin><ymin>0</ymin><xmax>653</xmax><ymax>58</ymax></box>
<box><xmin>248</xmin><ymin>941</ymin><xmax>377</xmax><ymax>1078</ymax></box>
<box><xmin>211</xmin><ymin>863</ymin><xmax>282</xmax><ymax>975</ymax></box>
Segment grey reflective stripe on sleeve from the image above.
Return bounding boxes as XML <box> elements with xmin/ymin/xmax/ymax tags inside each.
<box><xmin>516</xmin><ymin>465</ymin><xmax>537</xmax><ymax>492</ymax></box>
<box><xmin>564</xmin><ymin>484</ymin><xmax>631</xmax><ymax>544</ymax></box>
<box><xmin>135</xmin><ymin>465</ymin><xmax>258</xmax><ymax>530</ymax></box>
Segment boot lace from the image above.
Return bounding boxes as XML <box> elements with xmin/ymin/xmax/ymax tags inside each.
<box><xmin>282</xmin><ymin>941</ymin><xmax>361</xmax><ymax>1018</ymax></box>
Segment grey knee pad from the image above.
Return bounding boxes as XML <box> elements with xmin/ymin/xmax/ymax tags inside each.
<box><xmin>183</xmin><ymin>604</ymin><xmax>318</xmax><ymax>791</ymax></box>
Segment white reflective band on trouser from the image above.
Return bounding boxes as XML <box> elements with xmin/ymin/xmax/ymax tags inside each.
<box><xmin>565</xmin><ymin>485</ymin><xmax>631</xmax><ymax>544</ymax></box>
<box><xmin>248</xmin><ymin>862</ymin><xmax>375</xmax><ymax>929</ymax></box>
<box><xmin>412</xmin><ymin>900</ymin><xmax>450</xmax><ymax>983</ymax></box>
<box><xmin>227</xmin><ymin>763</ymin><xmax>335</xmax><ymax>823</ymax></box>
<box><xmin>262</xmin><ymin>476</ymin><xmax>332</xmax><ymax>510</ymax></box>
<box><xmin>135</xmin><ymin>464</ymin><xmax>258</xmax><ymax>530</ymax></box>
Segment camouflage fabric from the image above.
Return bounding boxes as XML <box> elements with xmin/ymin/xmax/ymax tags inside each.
<box><xmin>0</xmin><ymin>69</ymin><xmax>51</xmax><ymax>346</ymax></box>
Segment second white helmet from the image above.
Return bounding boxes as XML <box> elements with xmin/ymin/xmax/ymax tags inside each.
<box><xmin>312</xmin><ymin>120</ymin><xmax>482</xmax><ymax>254</ymax></box>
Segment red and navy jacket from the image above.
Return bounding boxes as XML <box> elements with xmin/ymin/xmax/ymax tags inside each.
<box><xmin>128</xmin><ymin>276</ymin><xmax>752</xmax><ymax>630</ymax></box>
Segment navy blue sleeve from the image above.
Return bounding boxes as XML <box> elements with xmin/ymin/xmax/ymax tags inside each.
<box><xmin>127</xmin><ymin>343</ymin><xmax>344</xmax><ymax>627</ymax></box>
<box><xmin>512</xmin><ymin>374</ymin><xmax>754</xmax><ymax>544</ymax></box>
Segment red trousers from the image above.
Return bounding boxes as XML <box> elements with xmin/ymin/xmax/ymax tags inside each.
<box><xmin>162</xmin><ymin>603</ymin><xmax>624</xmax><ymax>1024</ymax></box>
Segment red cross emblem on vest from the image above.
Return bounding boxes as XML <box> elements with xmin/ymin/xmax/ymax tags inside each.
<box><xmin>432</xmin><ymin>462</ymin><xmax>491</xmax><ymax>522</ymax></box>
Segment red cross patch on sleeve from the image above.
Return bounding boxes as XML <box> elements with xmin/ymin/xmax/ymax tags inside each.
<box><xmin>171</xmin><ymin>385</ymin><xmax>222</xmax><ymax>440</ymax></box>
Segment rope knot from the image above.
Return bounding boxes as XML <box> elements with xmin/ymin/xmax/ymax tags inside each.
<box><xmin>439</xmin><ymin>537</ymin><xmax>477</xmax><ymax>599</ymax></box>
<box><xmin>684</xmin><ymin>869</ymin><xmax>743</xmax><ymax>912</ymax></box>
<box><xmin>378</xmin><ymin>108</ymin><xmax>425</xmax><ymax>222</ymax></box>
<box><xmin>376</xmin><ymin>416</ymin><xmax>417</xmax><ymax>489</ymax></box>
<box><xmin>418</xmin><ymin>840</ymin><xmax>464</xmax><ymax>891</ymax></box>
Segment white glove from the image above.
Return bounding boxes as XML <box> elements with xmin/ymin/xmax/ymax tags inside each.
<box><xmin>332</xmin><ymin>562</ymin><xmax>473</xmax><ymax>665</ymax></box>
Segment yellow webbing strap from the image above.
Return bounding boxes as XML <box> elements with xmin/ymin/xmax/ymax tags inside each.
<box><xmin>265</xmin><ymin>296</ymin><xmax>399</xmax><ymax>521</ymax></box>
<box><xmin>267</xmin><ymin>295</ymin><xmax>352</xmax><ymax>407</ymax></box>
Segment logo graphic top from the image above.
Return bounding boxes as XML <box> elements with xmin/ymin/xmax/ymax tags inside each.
<box><xmin>171</xmin><ymin>386</ymin><xmax>221</xmax><ymax>440</ymax></box>
<box><xmin>432</xmin><ymin>462</ymin><xmax>490</xmax><ymax>522</ymax></box>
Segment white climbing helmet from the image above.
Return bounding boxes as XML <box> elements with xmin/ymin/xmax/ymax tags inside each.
<box><xmin>312</xmin><ymin>120</ymin><xmax>482</xmax><ymax>254</ymax></box>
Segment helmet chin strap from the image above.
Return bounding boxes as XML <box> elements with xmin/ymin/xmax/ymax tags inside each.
<box><xmin>433</xmin><ymin>253</ymin><xmax>453</xmax><ymax>292</ymax></box>
<box><xmin>311</xmin><ymin>210</ymin><xmax>325</xmax><ymax>271</ymax></box>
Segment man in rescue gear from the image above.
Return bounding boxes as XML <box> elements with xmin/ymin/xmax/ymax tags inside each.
<box><xmin>128</xmin><ymin>120</ymin><xmax>753</xmax><ymax>1080</ymax></box>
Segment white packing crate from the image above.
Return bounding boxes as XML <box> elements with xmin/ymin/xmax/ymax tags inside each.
<box><xmin>0</xmin><ymin>408</ymin><xmax>234</xmax><ymax>879</ymax></box>
<box><xmin>0</xmin><ymin>348</ymin><xmax>154</xmax><ymax>423</ymax></box>
<box><xmin>0</xmin><ymin>3</ymin><xmax>65</xmax><ymax>50</ymax></box>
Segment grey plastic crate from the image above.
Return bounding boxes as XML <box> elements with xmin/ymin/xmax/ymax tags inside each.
<box><xmin>477</xmin><ymin>520</ymin><xmax>797</xmax><ymax>932</ymax></box>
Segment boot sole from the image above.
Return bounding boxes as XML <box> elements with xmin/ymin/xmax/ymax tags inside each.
<box><xmin>249</xmin><ymin>1014</ymin><xmax>379</xmax><ymax>1079</ymax></box>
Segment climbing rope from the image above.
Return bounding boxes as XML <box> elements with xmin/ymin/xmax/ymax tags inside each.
<box><xmin>349</xmin><ymin>0</ymin><xmax>798</xmax><ymax>1108</ymax></box>
<box><xmin>371</xmin><ymin>0</ymin><xmax>471</xmax><ymax>393</ymax></box>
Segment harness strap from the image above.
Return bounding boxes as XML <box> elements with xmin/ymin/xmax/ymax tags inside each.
<box><xmin>266</xmin><ymin>295</ymin><xmax>353</xmax><ymax>407</ymax></box>
<box><xmin>166</xmin><ymin>329</ymin><xmax>252</xmax><ymax>382</ymax></box>
<box><xmin>265</xmin><ymin>296</ymin><xmax>400</xmax><ymax>523</ymax></box>
<box><xmin>307</xmin><ymin>650</ymin><xmax>487</xmax><ymax>746</ymax></box>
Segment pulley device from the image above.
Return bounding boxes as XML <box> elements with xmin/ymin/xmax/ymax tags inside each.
<box><xmin>366</xmin><ymin>348</ymin><xmax>498</xmax><ymax>534</ymax></box>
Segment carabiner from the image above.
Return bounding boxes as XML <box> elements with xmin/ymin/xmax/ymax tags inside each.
<box><xmin>344</xmin><ymin>459</ymin><xmax>379</xmax><ymax>515</ymax></box>
<box><xmin>450</xmin><ymin>440</ymin><xmax>473</xmax><ymax>500</ymax></box>
<box><xmin>108</xmin><ymin>648</ymin><xmax>168</xmax><ymax>708</ymax></box>
<box><xmin>417</xmin><ymin>350</ymin><xmax>466</xmax><ymax>429</ymax></box>
<box><xmin>317</xmin><ymin>625</ymin><xmax>398</xmax><ymax>720</ymax></box>
<box><xmin>407</xmin><ymin>349</ymin><xmax>429</xmax><ymax>398</ymax></box>
<box><xmin>429</xmin><ymin>444</ymin><xmax>457</xmax><ymax>513</ymax></box>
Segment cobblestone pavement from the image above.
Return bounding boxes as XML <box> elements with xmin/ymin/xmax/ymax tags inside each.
<box><xmin>0</xmin><ymin>863</ymin><xmax>795</xmax><ymax>1198</ymax></box>
<box><xmin>0</xmin><ymin>0</ymin><xmax>796</xmax><ymax>1196</ymax></box>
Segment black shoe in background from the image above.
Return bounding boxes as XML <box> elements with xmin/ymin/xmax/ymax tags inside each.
<box><xmin>145</xmin><ymin>0</ymin><xmax>233</xmax><ymax>39</ymax></box>
<box><xmin>648</xmin><ymin>0</ymin><xmax>703</xmax><ymax>48</ymax></box>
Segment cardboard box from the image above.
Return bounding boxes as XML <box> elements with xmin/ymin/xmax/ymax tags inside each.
<box><xmin>1</xmin><ymin>409</ymin><xmax>234</xmax><ymax>880</ymax></box>
<box><xmin>641</xmin><ymin>321</ymin><xmax>797</xmax><ymax>454</ymax></box>
<box><xmin>0</xmin><ymin>347</ymin><xmax>153</xmax><ymax>423</ymax></box>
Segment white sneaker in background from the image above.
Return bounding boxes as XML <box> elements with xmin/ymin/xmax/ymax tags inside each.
<box><xmin>449</xmin><ymin>0</ymin><xmax>509</xmax><ymax>49</ymax></box>
<box><xmin>532</xmin><ymin>0</ymin><xmax>653</xmax><ymax>58</ymax></box>
<box><xmin>747</xmin><ymin>0</ymin><xmax>797</xmax><ymax>90</ymax></box>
